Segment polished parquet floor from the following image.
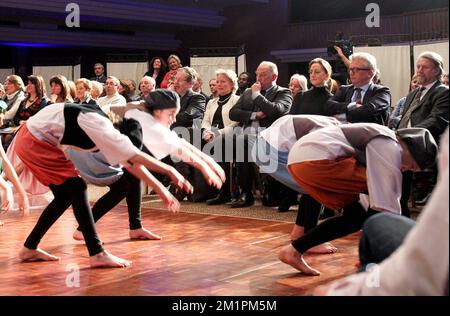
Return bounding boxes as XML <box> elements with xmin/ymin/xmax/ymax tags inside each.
<box><xmin>0</xmin><ymin>196</ymin><xmax>361</xmax><ymax>296</ymax></box>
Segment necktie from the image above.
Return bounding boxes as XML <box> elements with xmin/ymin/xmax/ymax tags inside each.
<box><xmin>398</xmin><ymin>87</ymin><xmax>426</xmax><ymax>129</ymax></box>
<box><xmin>353</xmin><ymin>88</ymin><xmax>362</xmax><ymax>104</ymax></box>
<box><xmin>260</xmin><ymin>90</ymin><xmax>266</xmax><ymax>96</ymax></box>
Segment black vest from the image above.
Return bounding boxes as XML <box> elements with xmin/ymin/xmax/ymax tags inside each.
<box><xmin>339</xmin><ymin>123</ymin><xmax>397</xmax><ymax>165</ymax></box>
<box><xmin>60</xmin><ymin>103</ymin><xmax>108</xmax><ymax>150</ymax></box>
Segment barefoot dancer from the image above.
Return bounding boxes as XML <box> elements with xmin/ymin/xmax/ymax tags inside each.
<box><xmin>254</xmin><ymin>114</ymin><xmax>340</xmax><ymax>253</ymax></box>
<box><xmin>279</xmin><ymin>125</ymin><xmax>438</xmax><ymax>275</ymax></box>
<box><xmin>69</xmin><ymin>89</ymin><xmax>226</xmax><ymax>241</ymax></box>
<box><xmin>14</xmin><ymin>101</ymin><xmax>199</xmax><ymax>268</ymax></box>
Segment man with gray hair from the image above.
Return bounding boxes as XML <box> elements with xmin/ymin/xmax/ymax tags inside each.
<box><xmin>397</xmin><ymin>51</ymin><xmax>449</xmax><ymax>217</ymax></box>
<box><xmin>324</xmin><ymin>52</ymin><xmax>391</xmax><ymax>125</ymax></box>
<box><xmin>229</xmin><ymin>61</ymin><xmax>292</xmax><ymax>207</ymax></box>
<box><xmin>90</xmin><ymin>63</ymin><xmax>107</xmax><ymax>84</ymax></box>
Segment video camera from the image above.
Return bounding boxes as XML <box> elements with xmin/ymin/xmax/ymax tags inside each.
<box><xmin>327</xmin><ymin>40</ymin><xmax>353</xmax><ymax>57</ymax></box>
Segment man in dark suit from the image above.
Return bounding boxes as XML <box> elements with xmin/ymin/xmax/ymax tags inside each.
<box><xmin>397</xmin><ymin>51</ymin><xmax>449</xmax><ymax>217</ymax></box>
<box><xmin>324</xmin><ymin>52</ymin><xmax>391</xmax><ymax>125</ymax></box>
<box><xmin>169</xmin><ymin>66</ymin><xmax>207</xmax><ymax>201</ymax></box>
<box><xmin>90</xmin><ymin>63</ymin><xmax>107</xmax><ymax>84</ymax></box>
<box><xmin>229</xmin><ymin>61</ymin><xmax>292</xmax><ymax>207</ymax></box>
<box><xmin>171</xmin><ymin>66</ymin><xmax>206</xmax><ymax>129</ymax></box>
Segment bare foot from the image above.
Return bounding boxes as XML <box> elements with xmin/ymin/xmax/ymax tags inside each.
<box><xmin>19</xmin><ymin>247</ymin><xmax>60</xmax><ymax>262</ymax></box>
<box><xmin>73</xmin><ymin>230</ymin><xmax>84</xmax><ymax>241</ymax></box>
<box><xmin>307</xmin><ymin>242</ymin><xmax>338</xmax><ymax>254</ymax></box>
<box><xmin>90</xmin><ymin>250</ymin><xmax>131</xmax><ymax>268</ymax></box>
<box><xmin>129</xmin><ymin>228</ymin><xmax>161</xmax><ymax>240</ymax></box>
<box><xmin>278</xmin><ymin>244</ymin><xmax>320</xmax><ymax>275</ymax></box>
<box><xmin>290</xmin><ymin>224</ymin><xmax>304</xmax><ymax>241</ymax></box>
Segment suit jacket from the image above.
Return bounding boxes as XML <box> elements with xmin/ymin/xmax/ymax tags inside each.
<box><xmin>324</xmin><ymin>83</ymin><xmax>391</xmax><ymax>125</ymax></box>
<box><xmin>399</xmin><ymin>81</ymin><xmax>449</xmax><ymax>141</ymax></box>
<box><xmin>171</xmin><ymin>89</ymin><xmax>206</xmax><ymax>128</ymax></box>
<box><xmin>228</xmin><ymin>85</ymin><xmax>292</xmax><ymax>128</ymax></box>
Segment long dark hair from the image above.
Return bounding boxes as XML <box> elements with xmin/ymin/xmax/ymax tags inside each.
<box><xmin>27</xmin><ymin>75</ymin><xmax>46</xmax><ymax>100</ymax></box>
<box><xmin>149</xmin><ymin>56</ymin><xmax>167</xmax><ymax>75</ymax></box>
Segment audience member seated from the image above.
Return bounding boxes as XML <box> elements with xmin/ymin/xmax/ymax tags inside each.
<box><xmin>288</xmin><ymin>74</ymin><xmax>308</xmax><ymax>99</ymax></box>
<box><xmin>388</xmin><ymin>74</ymin><xmax>420</xmax><ymax>130</ymax></box>
<box><xmin>443</xmin><ymin>73</ymin><xmax>449</xmax><ymax>86</ymax></box>
<box><xmin>137</xmin><ymin>76</ymin><xmax>156</xmax><ymax>101</ymax></box>
<box><xmin>144</xmin><ymin>56</ymin><xmax>167</xmax><ymax>89</ymax></box>
<box><xmin>90</xmin><ymin>80</ymin><xmax>104</xmax><ymax>100</ymax></box>
<box><xmin>229</xmin><ymin>61</ymin><xmax>292</xmax><ymax>208</ymax></box>
<box><xmin>208</xmin><ymin>78</ymin><xmax>219</xmax><ymax>100</ymax></box>
<box><xmin>324</xmin><ymin>52</ymin><xmax>391</xmax><ymax>125</ymax></box>
<box><xmin>160</xmin><ymin>54</ymin><xmax>182</xmax><ymax>89</ymax></box>
<box><xmin>192</xmin><ymin>73</ymin><xmax>210</xmax><ymax>105</ymax></box>
<box><xmin>118</xmin><ymin>79</ymin><xmax>134</xmax><ymax>102</ymax></box>
<box><xmin>169</xmin><ymin>66</ymin><xmax>207</xmax><ymax>201</ymax></box>
<box><xmin>171</xmin><ymin>67</ymin><xmax>206</xmax><ymax>129</ymax></box>
<box><xmin>0</xmin><ymin>75</ymin><xmax>26</xmax><ymax>128</ymax></box>
<box><xmin>202</xmin><ymin>69</ymin><xmax>240</xmax><ymax>205</ymax></box>
<box><xmin>2</xmin><ymin>75</ymin><xmax>50</xmax><ymax>150</ymax></box>
<box><xmin>67</xmin><ymin>80</ymin><xmax>77</xmax><ymax>101</ymax></box>
<box><xmin>74</xmin><ymin>78</ymin><xmax>97</xmax><ymax>105</ymax></box>
<box><xmin>397</xmin><ymin>51</ymin><xmax>449</xmax><ymax>218</ymax></box>
<box><xmin>49</xmin><ymin>75</ymin><xmax>73</xmax><ymax>103</ymax></box>
<box><xmin>290</xmin><ymin>58</ymin><xmax>333</xmax><ymax>116</ymax></box>
<box><xmin>98</xmin><ymin>76</ymin><xmax>127</xmax><ymax>113</ymax></box>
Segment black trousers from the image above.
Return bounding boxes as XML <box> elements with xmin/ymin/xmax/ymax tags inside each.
<box><xmin>77</xmin><ymin>170</ymin><xmax>142</xmax><ymax>231</ymax></box>
<box><xmin>291</xmin><ymin>201</ymin><xmax>378</xmax><ymax>254</ymax></box>
<box><xmin>24</xmin><ymin>177</ymin><xmax>104</xmax><ymax>256</ymax></box>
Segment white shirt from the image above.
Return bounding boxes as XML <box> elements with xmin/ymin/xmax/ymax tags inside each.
<box><xmin>260</xmin><ymin>115</ymin><xmax>341</xmax><ymax>152</ymax></box>
<box><xmin>125</xmin><ymin>109</ymin><xmax>182</xmax><ymax>160</ymax></box>
<box><xmin>325</xmin><ymin>129</ymin><xmax>449</xmax><ymax>296</ymax></box>
<box><xmin>98</xmin><ymin>93</ymin><xmax>127</xmax><ymax>113</ymax></box>
<box><xmin>26</xmin><ymin>103</ymin><xmax>139</xmax><ymax>166</ymax></box>
<box><xmin>288</xmin><ymin>126</ymin><xmax>403</xmax><ymax>213</ymax></box>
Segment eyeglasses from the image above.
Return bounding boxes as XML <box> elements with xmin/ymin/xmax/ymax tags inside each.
<box><xmin>349</xmin><ymin>67</ymin><xmax>371</xmax><ymax>73</ymax></box>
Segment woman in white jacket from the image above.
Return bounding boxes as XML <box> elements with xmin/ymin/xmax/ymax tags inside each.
<box><xmin>202</xmin><ymin>69</ymin><xmax>239</xmax><ymax>205</ymax></box>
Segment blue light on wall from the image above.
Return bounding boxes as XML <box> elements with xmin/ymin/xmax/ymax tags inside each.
<box><xmin>0</xmin><ymin>41</ymin><xmax>70</xmax><ymax>48</ymax></box>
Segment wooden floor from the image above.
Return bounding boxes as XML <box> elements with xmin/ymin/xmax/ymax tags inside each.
<box><xmin>0</xmin><ymin>204</ymin><xmax>360</xmax><ymax>296</ymax></box>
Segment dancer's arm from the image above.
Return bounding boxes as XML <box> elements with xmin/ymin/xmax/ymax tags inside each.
<box><xmin>128</xmin><ymin>151</ymin><xmax>193</xmax><ymax>194</ymax></box>
<box><xmin>125</xmin><ymin>163</ymin><xmax>180</xmax><ymax>213</ymax></box>
<box><xmin>172</xmin><ymin>139</ymin><xmax>225</xmax><ymax>189</ymax></box>
<box><xmin>0</xmin><ymin>144</ymin><xmax>29</xmax><ymax>215</ymax></box>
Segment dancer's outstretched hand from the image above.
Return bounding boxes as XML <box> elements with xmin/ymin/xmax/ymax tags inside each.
<box><xmin>168</xmin><ymin>167</ymin><xmax>193</xmax><ymax>194</ymax></box>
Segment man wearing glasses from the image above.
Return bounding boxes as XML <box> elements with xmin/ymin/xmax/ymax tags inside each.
<box><xmin>324</xmin><ymin>52</ymin><xmax>391</xmax><ymax>125</ymax></box>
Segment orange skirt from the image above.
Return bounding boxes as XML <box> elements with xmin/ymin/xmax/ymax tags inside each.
<box><xmin>14</xmin><ymin>125</ymin><xmax>79</xmax><ymax>186</ymax></box>
<box><xmin>288</xmin><ymin>157</ymin><xmax>367</xmax><ymax>211</ymax></box>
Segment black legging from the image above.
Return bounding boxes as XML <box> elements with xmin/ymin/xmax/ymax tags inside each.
<box><xmin>76</xmin><ymin>170</ymin><xmax>142</xmax><ymax>231</ymax></box>
<box><xmin>291</xmin><ymin>200</ymin><xmax>378</xmax><ymax>254</ymax></box>
<box><xmin>295</xmin><ymin>194</ymin><xmax>323</xmax><ymax>232</ymax></box>
<box><xmin>24</xmin><ymin>177</ymin><xmax>104</xmax><ymax>256</ymax></box>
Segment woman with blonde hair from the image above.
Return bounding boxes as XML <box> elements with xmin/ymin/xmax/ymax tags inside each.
<box><xmin>160</xmin><ymin>54</ymin><xmax>182</xmax><ymax>89</ymax></box>
<box><xmin>202</xmin><ymin>69</ymin><xmax>240</xmax><ymax>205</ymax></box>
<box><xmin>289</xmin><ymin>74</ymin><xmax>308</xmax><ymax>98</ymax></box>
<box><xmin>289</xmin><ymin>58</ymin><xmax>333</xmax><ymax>115</ymax></box>
<box><xmin>0</xmin><ymin>75</ymin><xmax>26</xmax><ymax>127</ymax></box>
